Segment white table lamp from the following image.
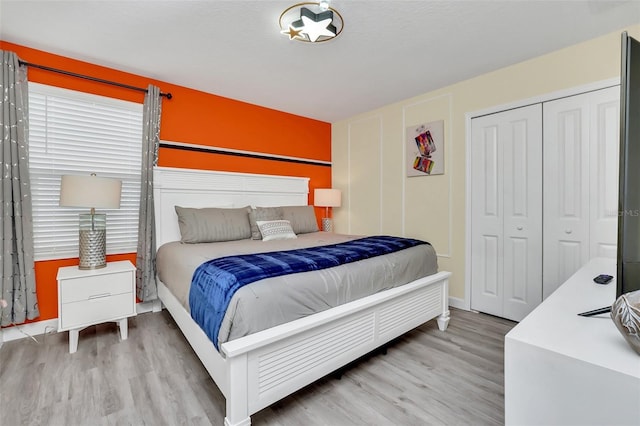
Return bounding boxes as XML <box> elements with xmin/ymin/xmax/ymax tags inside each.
<box><xmin>60</xmin><ymin>173</ymin><xmax>122</xmax><ymax>269</ymax></box>
<box><xmin>314</xmin><ymin>188</ymin><xmax>341</xmax><ymax>232</ymax></box>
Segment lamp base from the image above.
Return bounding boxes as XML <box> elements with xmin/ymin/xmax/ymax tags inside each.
<box><xmin>79</xmin><ymin>213</ymin><xmax>107</xmax><ymax>270</ymax></box>
<box><xmin>321</xmin><ymin>217</ymin><xmax>333</xmax><ymax>232</ymax></box>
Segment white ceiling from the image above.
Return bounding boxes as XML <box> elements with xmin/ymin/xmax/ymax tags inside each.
<box><xmin>1</xmin><ymin>0</ymin><xmax>639</xmax><ymax>123</ymax></box>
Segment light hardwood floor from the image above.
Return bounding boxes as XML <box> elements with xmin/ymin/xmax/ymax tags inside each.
<box><xmin>0</xmin><ymin>308</ymin><xmax>515</xmax><ymax>426</ymax></box>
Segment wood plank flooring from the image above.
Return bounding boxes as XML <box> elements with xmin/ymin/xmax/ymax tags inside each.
<box><xmin>0</xmin><ymin>308</ymin><xmax>515</xmax><ymax>426</ymax></box>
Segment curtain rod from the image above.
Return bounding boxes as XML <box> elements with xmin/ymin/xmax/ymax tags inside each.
<box><xmin>18</xmin><ymin>60</ymin><xmax>173</xmax><ymax>99</ymax></box>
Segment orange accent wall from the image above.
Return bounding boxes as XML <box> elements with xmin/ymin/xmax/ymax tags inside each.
<box><xmin>0</xmin><ymin>41</ymin><xmax>332</xmax><ymax>325</ymax></box>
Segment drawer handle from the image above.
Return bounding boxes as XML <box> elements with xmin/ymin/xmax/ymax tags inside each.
<box><xmin>88</xmin><ymin>293</ymin><xmax>111</xmax><ymax>300</ymax></box>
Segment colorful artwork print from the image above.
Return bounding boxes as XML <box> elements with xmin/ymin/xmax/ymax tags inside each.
<box><xmin>415</xmin><ymin>129</ymin><xmax>436</xmax><ymax>157</ymax></box>
<box><xmin>413</xmin><ymin>155</ymin><xmax>434</xmax><ymax>174</ymax></box>
<box><xmin>406</xmin><ymin>120</ymin><xmax>444</xmax><ymax>176</ymax></box>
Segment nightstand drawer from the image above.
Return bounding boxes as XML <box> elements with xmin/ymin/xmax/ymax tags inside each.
<box><xmin>60</xmin><ymin>271</ymin><xmax>133</xmax><ymax>303</ymax></box>
<box><xmin>59</xmin><ymin>292</ymin><xmax>134</xmax><ymax>330</ymax></box>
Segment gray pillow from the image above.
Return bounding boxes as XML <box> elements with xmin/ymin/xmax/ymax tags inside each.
<box><xmin>281</xmin><ymin>205</ymin><xmax>319</xmax><ymax>234</ymax></box>
<box><xmin>175</xmin><ymin>206</ymin><xmax>251</xmax><ymax>243</ymax></box>
<box><xmin>249</xmin><ymin>207</ymin><xmax>284</xmax><ymax>240</ymax></box>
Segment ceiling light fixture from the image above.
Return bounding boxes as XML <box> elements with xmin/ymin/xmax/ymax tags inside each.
<box><xmin>279</xmin><ymin>2</ymin><xmax>344</xmax><ymax>43</ymax></box>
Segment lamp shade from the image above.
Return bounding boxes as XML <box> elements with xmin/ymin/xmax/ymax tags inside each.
<box><xmin>60</xmin><ymin>174</ymin><xmax>122</xmax><ymax>209</ymax></box>
<box><xmin>314</xmin><ymin>188</ymin><xmax>341</xmax><ymax>208</ymax></box>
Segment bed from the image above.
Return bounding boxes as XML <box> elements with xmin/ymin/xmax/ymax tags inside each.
<box><xmin>153</xmin><ymin>166</ymin><xmax>451</xmax><ymax>426</ymax></box>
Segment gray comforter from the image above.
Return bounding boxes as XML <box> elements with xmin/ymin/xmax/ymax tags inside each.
<box><xmin>156</xmin><ymin>232</ymin><xmax>438</xmax><ymax>346</ymax></box>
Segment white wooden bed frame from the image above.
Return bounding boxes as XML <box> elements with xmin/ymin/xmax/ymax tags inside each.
<box><xmin>153</xmin><ymin>166</ymin><xmax>451</xmax><ymax>426</ymax></box>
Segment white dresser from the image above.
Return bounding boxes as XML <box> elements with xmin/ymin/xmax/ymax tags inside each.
<box><xmin>505</xmin><ymin>257</ymin><xmax>640</xmax><ymax>425</ymax></box>
<box><xmin>57</xmin><ymin>260</ymin><xmax>136</xmax><ymax>353</ymax></box>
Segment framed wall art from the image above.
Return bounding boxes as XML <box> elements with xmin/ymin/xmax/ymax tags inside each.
<box><xmin>406</xmin><ymin>120</ymin><xmax>444</xmax><ymax>177</ymax></box>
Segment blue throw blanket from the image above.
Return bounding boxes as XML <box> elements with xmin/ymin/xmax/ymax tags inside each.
<box><xmin>189</xmin><ymin>235</ymin><xmax>428</xmax><ymax>349</ymax></box>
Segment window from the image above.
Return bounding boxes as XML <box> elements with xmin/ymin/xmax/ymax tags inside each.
<box><xmin>28</xmin><ymin>83</ymin><xmax>144</xmax><ymax>261</ymax></box>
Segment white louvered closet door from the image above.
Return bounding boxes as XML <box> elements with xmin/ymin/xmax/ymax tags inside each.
<box><xmin>470</xmin><ymin>104</ymin><xmax>543</xmax><ymax>321</ymax></box>
<box><xmin>543</xmin><ymin>86</ymin><xmax>620</xmax><ymax>299</ymax></box>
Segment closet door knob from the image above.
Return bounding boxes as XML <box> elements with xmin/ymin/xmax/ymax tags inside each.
<box><xmin>565</xmin><ymin>229</ymin><xmax>572</xmax><ymax>234</ymax></box>
<box><xmin>517</xmin><ymin>226</ymin><xmax>523</xmax><ymax>230</ymax></box>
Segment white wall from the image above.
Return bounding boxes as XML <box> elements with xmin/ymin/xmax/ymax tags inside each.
<box><xmin>332</xmin><ymin>25</ymin><xmax>640</xmax><ymax>304</ymax></box>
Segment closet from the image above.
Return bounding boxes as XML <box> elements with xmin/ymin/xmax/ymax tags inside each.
<box><xmin>469</xmin><ymin>86</ymin><xmax>619</xmax><ymax>321</ymax></box>
<box><xmin>542</xmin><ymin>87</ymin><xmax>620</xmax><ymax>299</ymax></box>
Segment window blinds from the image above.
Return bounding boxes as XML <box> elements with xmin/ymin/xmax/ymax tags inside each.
<box><xmin>28</xmin><ymin>83</ymin><xmax>144</xmax><ymax>261</ymax></box>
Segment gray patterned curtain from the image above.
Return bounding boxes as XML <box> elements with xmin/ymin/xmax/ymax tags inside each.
<box><xmin>0</xmin><ymin>51</ymin><xmax>39</xmax><ymax>326</ymax></box>
<box><xmin>136</xmin><ymin>84</ymin><xmax>161</xmax><ymax>301</ymax></box>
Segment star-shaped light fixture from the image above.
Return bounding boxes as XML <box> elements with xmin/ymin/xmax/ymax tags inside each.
<box><xmin>295</xmin><ymin>8</ymin><xmax>336</xmax><ymax>42</ymax></box>
<box><xmin>281</xmin><ymin>24</ymin><xmax>305</xmax><ymax>41</ymax></box>
<box><xmin>279</xmin><ymin>2</ymin><xmax>344</xmax><ymax>43</ymax></box>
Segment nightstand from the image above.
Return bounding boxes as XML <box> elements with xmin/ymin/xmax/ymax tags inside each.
<box><xmin>57</xmin><ymin>260</ymin><xmax>136</xmax><ymax>353</ymax></box>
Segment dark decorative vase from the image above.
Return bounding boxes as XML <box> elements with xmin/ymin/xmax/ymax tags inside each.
<box><xmin>611</xmin><ymin>289</ymin><xmax>640</xmax><ymax>356</ymax></box>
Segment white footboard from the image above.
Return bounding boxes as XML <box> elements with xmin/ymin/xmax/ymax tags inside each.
<box><xmin>223</xmin><ymin>271</ymin><xmax>449</xmax><ymax>426</ymax></box>
<box><xmin>219</xmin><ymin>271</ymin><xmax>448</xmax><ymax>426</ymax></box>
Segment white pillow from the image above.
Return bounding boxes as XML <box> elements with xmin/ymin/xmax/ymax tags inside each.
<box><xmin>256</xmin><ymin>219</ymin><xmax>297</xmax><ymax>241</ymax></box>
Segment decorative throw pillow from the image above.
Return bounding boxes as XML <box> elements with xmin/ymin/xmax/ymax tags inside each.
<box><xmin>175</xmin><ymin>206</ymin><xmax>251</xmax><ymax>243</ymax></box>
<box><xmin>249</xmin><ymin>206</ymin><xmax>284</xmax><ymax>240</ymax></box>
<box><xmin>256</xmin><ymin>220</ymin><xmax>297</xmax><ymax>241</ymax></box>
<box><xmin>281</xmin><ymin>205</ymin><xmax>319</xmax><ymax>234</ymax></box>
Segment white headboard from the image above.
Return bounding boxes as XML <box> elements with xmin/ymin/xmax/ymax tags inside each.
<box><xmin>153</xmin><ymin>166</ymin><xmax>310</xmax><ymax>247</ymax></box>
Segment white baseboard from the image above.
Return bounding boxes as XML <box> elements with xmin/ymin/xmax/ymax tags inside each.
<box><xmin>1</xmin><ymin>318</ymin><xmax>58</xmax><ymax>343</ymax></box>
<box><xmin>1</xmin><ymin>301</ymin><xmax>163</xmax><ymax>344</ymax></box>
<box><xmin>136</xmin><ymin>300</ymin><xmax>160</xmax><ymax>314</ymax></box>
<box><xmin>448</xmin><ymin>296</ymin><xmax>467</xmax><ymax>310</ymax></box>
